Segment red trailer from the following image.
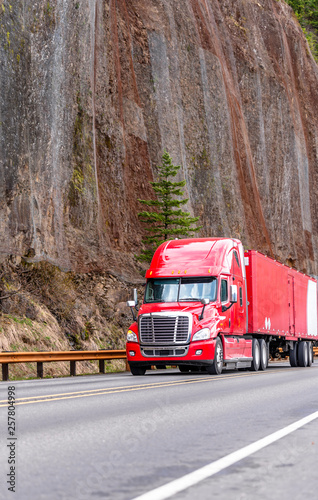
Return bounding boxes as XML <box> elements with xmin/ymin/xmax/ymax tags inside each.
<box><xmin>245</xmin><ymin>250</ymin><xmax>317</xmax><ymax>366</ymax></box>
<box><xmin>126</xmin><ymin>238</ymin><xmax>318</xmax><ymax>375</ymax></box>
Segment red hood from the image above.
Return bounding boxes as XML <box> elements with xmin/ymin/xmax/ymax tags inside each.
<box><xmin>138</xmin><ymin>301</ymin><xmax>205</xmax><ymax>315</ymax></box>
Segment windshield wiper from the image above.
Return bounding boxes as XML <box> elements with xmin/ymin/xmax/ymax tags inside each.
<box><xmin>180</xmin><ymin>298</ymin><xmax>202</xmax><ymax>301</ymax></box>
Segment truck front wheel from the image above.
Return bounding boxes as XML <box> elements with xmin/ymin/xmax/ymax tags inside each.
<box><xmin>207</xmin><ymin>337</ymin><xmax>223</xmax><ymax>375</ymax></box>
<box><xmin>250</xmin><ymin>338</ymin><xmax>260</xmax><ymax>371</ymax></box>
<box><xmin>130</xmin><ymin>365</ymin><xmax>147</xmax><ymax>376</ymax></box>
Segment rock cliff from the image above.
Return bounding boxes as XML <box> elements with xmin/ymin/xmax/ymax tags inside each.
<box><xmin>1</xmin><ymin>0</ymin><xmax>318</xmax><ymax>276</ymax></box>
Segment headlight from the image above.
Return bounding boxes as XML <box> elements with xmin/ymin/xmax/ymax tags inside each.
<box><xmin>127</xmin><ymin>330</ymin><xmax>138</xmax><ymax>342</ymax></box>
<box><xmin>192</xmin><ymin>328</ymin><xmax>210</xmax><ymax>341</ymax></box>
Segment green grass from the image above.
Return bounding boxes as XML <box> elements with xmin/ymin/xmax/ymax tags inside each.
<box><xmin>285</xmin><ymin>0</ymin><xmax>318</xmax><ymax>62</ymax></box>
<box><xmin>6</xmin><ymin>314</ymin><xmax>33</xmax><ymax>327</ymax></box>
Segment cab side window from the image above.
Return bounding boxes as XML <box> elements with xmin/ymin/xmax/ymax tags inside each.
<box><xmin>221</xmin><ymin>279</ymin><xmax>228</xmax><ymax>302</ymax></box>
<box><xmin>232</xmin><ymin>250</ymin><xmax>241</xmax><ymax>276</ymax></box>
<box><xmin>234</xmin><ymin>251</ymin><xmax>240</xmax><ymax>268</ymax></box>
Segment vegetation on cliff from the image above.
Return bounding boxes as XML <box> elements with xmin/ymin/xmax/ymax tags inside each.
<box><xmin>0</xmin><ymin>259</ymin><xmax>141</xmax><ymax>379</ymax></box>
<box><xmin>286</xmin><ymin>0</ymin><xmax>318</xmax><ymax>61</ymax></box>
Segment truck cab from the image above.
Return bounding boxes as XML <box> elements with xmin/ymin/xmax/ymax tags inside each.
<box><xmin>126</xmin><ymin>238</ymin><xmax>253</xmax><ymax>375</ymax></box>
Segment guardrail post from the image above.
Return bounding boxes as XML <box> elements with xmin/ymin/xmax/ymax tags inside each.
<box><xmin>2</xmin><ymin>363</ymin><xmax>9</xmax><ymax>381</ymax></box>
<box><xmin>99</xmin><ymin>359</ymin><xmax>105</xmax><ymax>374</ymax></box>
<box><xmin>126</xmin><ymin>359</ymin><xmax>130</xmax><ymax>372</ymax></box>
<box><xmin>70</xmin><ymin>360</ymin><xmax>76</xmax><ymax>376</ymax></box>
<box><xmin>37</xmin><ymin>362</ymin><xmax>43</xmax><ymax>379</ymax></box>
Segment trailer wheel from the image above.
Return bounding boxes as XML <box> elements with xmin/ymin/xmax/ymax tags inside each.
<box><xmin>266</xmin><ymin>342</ymin><xmax>270</xmax><ymax>367</ymax></box>
<box><xmin>307</xmin><ymin>342</ymin><xmax>313</xmax><ymax>367</ymax></box>
<box><xmin>130</xmin><ymin>365</ymin><xmax>147</xmax><ymax>376</ymax></box>
<box><xmin>207</xmin><ymin>337</ymin><xmax>223</xmax><ymax>375</ymax></box>
<box><xmin>258</xmin><ymin>339</ymin><xmax>267</xmax><ymax>371</ymax></box>
<box><xmin>250</xmin><ymin>339</ymin><xmax>260</xmax><ymax>371</ymax></box>
<box><xmin>289</xmin><ymin>343</ymin><xmax>298</xmax><ymax>367</ymax></box>
<box><xmin>298</xmin><ymin>341</ymin><xmax>308</xmax><ymax>367</ymax></box>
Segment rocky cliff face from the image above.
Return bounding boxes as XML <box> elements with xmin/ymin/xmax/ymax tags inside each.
<box><xmin>1</xmin><ymin>0</ymin><xmax>318</xmax><ymax>276</ymax></box>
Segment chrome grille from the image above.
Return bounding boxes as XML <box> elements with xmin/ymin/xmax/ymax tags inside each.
<box><xmin>139</xmin><ymin>314</ymin><xmax>191</xmax><ymax>344</ymax></box>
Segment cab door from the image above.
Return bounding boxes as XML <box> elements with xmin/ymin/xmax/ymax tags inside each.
<box><xmin>233</xmin><ymin>280</ymin><xmax>245</xmax><ymax>335</ymax></box>
<box><xmin>220</xmin><ymin>277</ymin><xmax>231</xmax><ymax>334</ymax></box>
<box><xmin>230</xmin><ymin>250</ymin><xmax>245</xmax><ymax>336</ymax></box>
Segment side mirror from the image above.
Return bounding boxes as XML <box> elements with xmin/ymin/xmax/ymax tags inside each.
<box><xmin>133</xmin><ymin>288</ymin><xmax>139</xmax><ymax>311</ymax></box>
<box><xmin>199</xmin><ymin>298</ymin><xmax>210</xmax><ymax>320</ymax></box>
<box><xmin>201</xmin><ymin>298</ymin><xmax>210</xmax><ymax>306</ymax></box>
<box><xmin>127</xmin><ymin>290</ymin><xmax>138</xmax><ymax>322</ymax></box>
<box><xmin>127</xmin><ymin>300</ymin><xmax>136</xmax><ymax>308</ymax></box>
<box><xmin>229</xmin><ymin>285</ymin><xmax>237</xmax><ymax>303</ymax></box>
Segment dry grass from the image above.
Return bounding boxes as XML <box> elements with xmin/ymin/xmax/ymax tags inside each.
<box><xmin>0</xmin><ymin>259</ymin><xmax>138</xmax><ymax>380</ymax></box>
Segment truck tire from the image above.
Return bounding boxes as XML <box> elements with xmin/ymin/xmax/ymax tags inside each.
<box><xmin>298</xmin><ymin>341</ymin><xmax>308</xmax><ymax>367</ymax></box>
<box><xmin>207</xmin><ymin>337</ymin><xmax>223</xmax><ymax>375</ymax></box>
<box><xmin>250</xmin><ymin>338</ymin><xmax>260</xmax><ymax>371</ymax></box>
<box><xmin>307</xmin><ymin>342</ymin><xmax>313</xmax><ymax>367</ymax></box>
<box><xmin>258</xmin><ymin>339</ymin><xmax>267</xmax><ymax>371</ymax></box>
<box><xmin>289</xmin><ymin>343</ymin><xmax>298</xmax><ymax>367</ymax></box>
<box><xmin>130</xmin><ymin>365</ymin><xmax>147</xmax><ymax>376</ymax></box>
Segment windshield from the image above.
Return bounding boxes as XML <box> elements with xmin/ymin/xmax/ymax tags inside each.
<box><xmin>144</xmin><ymin>277</ymin><xmax>217</xmax><ymax>303</ymax></box>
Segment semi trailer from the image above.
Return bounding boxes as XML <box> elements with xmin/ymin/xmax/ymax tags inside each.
<box><xmin>126</xmin><ymin>238</ymin><xmax>318</xmax><ymax>375</ymax></box>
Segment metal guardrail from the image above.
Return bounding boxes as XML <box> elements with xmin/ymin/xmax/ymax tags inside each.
<box><xmin>0</xmin><ymin>350</ymin><xmax>127</xmax><ymax>381</ymax></box>
<box><xmin>1</xmin><ymin>347</ymin><xmax>317</xmax><ymax>381</ymax></box>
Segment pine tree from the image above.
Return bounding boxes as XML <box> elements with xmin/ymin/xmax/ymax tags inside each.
<box><xmin>137</xmin><ymin>151</ymin><xmax>202</xmax><ymax>262</ymax></box>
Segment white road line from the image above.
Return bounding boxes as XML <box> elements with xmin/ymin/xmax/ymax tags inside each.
<box><xmin>131</xmin><ymin>410</ymin><xmax>318</xmax><ymax>500</ymax></box>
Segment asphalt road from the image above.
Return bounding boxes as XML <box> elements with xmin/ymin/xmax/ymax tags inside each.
<box><xmin>0</xmin><ymin>361</ymin><xmax>318</xmax><ymax>500</ymax></box>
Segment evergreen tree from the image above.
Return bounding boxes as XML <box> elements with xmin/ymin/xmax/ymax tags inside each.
<box><xmin>138</xmin><ymin>151</ymin><xmax>202</xmax><ymax>262</ymax></box>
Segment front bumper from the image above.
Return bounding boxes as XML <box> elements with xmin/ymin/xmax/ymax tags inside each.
<box><xmin>126</xmin><ymin>338</ymin><xmax>217</xmax><ymax>366</ymax></box>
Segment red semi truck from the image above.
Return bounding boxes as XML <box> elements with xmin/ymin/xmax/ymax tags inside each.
<box><xmin>126</xmin><ymin>238</ymin><xmax>318</xmax><ymax>375</ymax></box>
